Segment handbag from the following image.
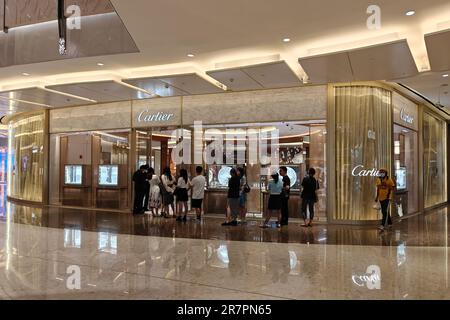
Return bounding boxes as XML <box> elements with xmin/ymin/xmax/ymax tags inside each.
<box><xmin>373</xmin><ymin>202</ymin><xmax>381</xmax><ymax>211</ymax></box>
<box><xmin>243</xmin><ymin>183</ymin><xmax>251</xmax><ymax>194</ymax></box>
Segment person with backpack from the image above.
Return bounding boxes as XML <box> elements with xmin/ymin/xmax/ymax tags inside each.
<box><xmin>375</xmin><ymin>168</ymin><xmax>395</xmax><ymax>231</ymax></box>
<box><xmin>300</xmin><ymin>168</ymin><xmax>319</xmax><ymax>227</ymax></box>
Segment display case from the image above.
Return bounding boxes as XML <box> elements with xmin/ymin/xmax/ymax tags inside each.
<box><xmin>64</xmin><ymin>165</ymin><xmax>83</xmax><ymax>185</ymax></box>
<box><xmin>61</xmin><ymin>165</ymin><xmax>92</xmax><ymax>206</ymax></box>
<box><xmin>395</xmin><ymin>167</ymin><xmax>407</xmax><ymax>190</ymax></box>
<box><xmin>95</xmin><ymin>164</ymin><xmax>128</xmax><ymax>209</ymax></box>
<box><xmin>208</xmin><ymin>165</ymin><xmax>233</xmax><ymax>189</ymax></box>
<box><xmin>98</xmin><ymin>165</ymin><xmax>119</xmax><ymax>187</ymax></box>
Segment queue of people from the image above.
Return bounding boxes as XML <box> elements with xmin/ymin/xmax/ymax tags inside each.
<box><xmin>134</xmin><ymin>164</ymin><xmax>395</xmax><ymax>232</ymax></box>
<box><xmin>132</xmin><ymin>165</ymin><xmax>206</xmax><ymax>220</ymax></box>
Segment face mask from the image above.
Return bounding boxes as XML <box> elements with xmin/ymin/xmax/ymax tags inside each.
<box><xmin>379</xmin><ymin>174</ymin><xmax>386</xmax><ymax>178</ymax></box>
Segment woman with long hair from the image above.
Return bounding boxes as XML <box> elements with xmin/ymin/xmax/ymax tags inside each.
<box><xmin>260</xmin><ymin>171</ymin><xmax>283</xmax><ymax>228</ymax></box>
<box><xmin>161</xmin><ymin>167</ymin><xmax>176</xmax><ymax>218</ymax></box>
<box><xmin>176</xmin><ymin>168</ymin><xmax>190</xmax><ymax>222</ymax></box>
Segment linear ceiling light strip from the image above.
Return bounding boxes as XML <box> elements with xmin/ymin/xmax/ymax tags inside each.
<box><xmin>42</xmin><ymin>87</ymin><xmax>97</xmax><ymax>103</ymax></box>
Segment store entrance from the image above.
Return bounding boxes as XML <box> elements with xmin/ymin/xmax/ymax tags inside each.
<box><xmin>393</xmin><ymin>124</ymin><xmax>419</xmax><ymax>217</ymax></box>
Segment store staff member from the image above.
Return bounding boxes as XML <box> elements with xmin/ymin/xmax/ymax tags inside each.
<box><xmin>133</xmin><ymin>165</ymin><xmax>148</xmax><ymax>214</ymax></box>
<box><xmin>279</xmin><ymin>166</ymin><xmax>290</xmax><ymax>226</ymax></box>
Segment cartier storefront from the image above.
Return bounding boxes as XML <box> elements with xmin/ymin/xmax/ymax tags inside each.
<box><xmin>5</xmin><ymin>82</ymin><xmax>448</xmax><ymax>224</ymax></box>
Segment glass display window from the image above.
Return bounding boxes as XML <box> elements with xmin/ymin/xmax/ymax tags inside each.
<box><xmin>393</xmin><ymin>125</ymin><xmax>418</xmax><ymax>215</ymax></box>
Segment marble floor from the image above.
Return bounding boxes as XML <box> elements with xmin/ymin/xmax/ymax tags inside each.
<box><xmin>0</xmin><ymin>202</ymin><xmax>449</xmax><ymax>299</ymax></box>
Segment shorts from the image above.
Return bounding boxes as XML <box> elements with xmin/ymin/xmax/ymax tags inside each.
<box><xmin>239</xmin><ymin>193</ymin><xmax>247</xmax><ymax>207</ymax></box>
<box><xmin>268</xmin><ymin>194</ymin><xmax>281</xmax><ymax>210</ymax></box>
<box><xmin>191</xmin><ymin>198</ymin><xmax>203</xmax><ymax>209</ymax></box>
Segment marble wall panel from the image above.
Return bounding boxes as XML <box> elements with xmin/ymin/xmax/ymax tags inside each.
<box><xmin>50</xmin><ymin>101</ymin><xmax>131</xmax><ymax>133</ymax></box>
<box><xmin>182</xmin><ymin>86</ymin><xmax>327</xmax><ymax>125</ymax></box>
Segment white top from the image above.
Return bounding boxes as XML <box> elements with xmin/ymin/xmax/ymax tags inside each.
<box><xmin>177</xmin><ymin>177</ymin><xmax>190</xmax><ymax>189</ymax></box>
<box><xmin>190</xmin><ymin>175</ymin><xmax>206</xmax><ymax>199</ymax></box>
<box><xmin>150</xmin><ymin>175</ymin><xmax>160</xmax><ymax>188</ymax></box>
<box><xmin>161</xmin><ymin>174</ymin><xmax>175</xmax><ymax>193</ymax></box>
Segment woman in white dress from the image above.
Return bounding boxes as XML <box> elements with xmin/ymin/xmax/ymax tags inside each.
<box><xmin>148</xmin><ymin>168</ymin><xmax>161</xmax><ymax>217</ymax></box>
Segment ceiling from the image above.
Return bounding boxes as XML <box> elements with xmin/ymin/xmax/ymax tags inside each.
<box><xmin>0</xmin><ymin>0</ymin><xmax>449</xmax><ymax>117</ymax></box>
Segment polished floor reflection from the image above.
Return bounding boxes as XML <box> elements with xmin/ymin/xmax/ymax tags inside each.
<box><xmin>1</xmin><ymin>202</ymin><xmax>449</xmax><ymax>247</ymax></box>
<box><xmin>0</xmin><ymin>212</ymin><xmax>449</xmax><ymax>300</ymax></box>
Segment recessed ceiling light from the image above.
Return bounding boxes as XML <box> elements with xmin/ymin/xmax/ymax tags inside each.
<box><xmin>443</xmin><ymin>74</ymin><xmax>449</xmax><ymax>78</ymax></box>
<box><xmin>283</xmin><ymin>38</ymin><xmax>291</xmax><ymax>43</ymax></box>
<box><xmin>97</xmin><ymin>63</ymin><xmax>104</xmax><ymax>66</ymax></box>
<box><xmin>187</xmin><ymin>53</ymin><xmax>195</xmax><ymax>58</ymax></box>
<box><xmin>22</xmin><ymin>72</ymin><xmax>30</xmax><ymax>76</ymax></box>
<box><xmin>405</xmin><ymin>10</ymin><xmax>416</xmax><ymax>16</ymax></box>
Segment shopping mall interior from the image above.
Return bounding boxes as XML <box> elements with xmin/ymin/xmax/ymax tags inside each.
<box><xmin>0</xmin><ymin>0</ymin><xmax>449</xmax><ymax>300</ymax></box>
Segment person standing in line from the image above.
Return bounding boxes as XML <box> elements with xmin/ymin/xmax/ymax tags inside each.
<box><xmin>375</xmin><ymin>168</ymin><xmax>395</xmax><ymax>231</ymax></box>
<box><xmin>176</xmin><ymin>168</ymin><xmax>190</xmax><ymax>222</ymax></box>
<box><xmin>237</xmin><ymin>167</ymin><xmax>249</xmax><ymax>224</ymax></box>
<box><xmin>300</xmin><ymin>168</ymin><xmax>319</xmax><ymax>227</ymax></box>
<box><xmin>132</xmin><ymin>165</ymin><xmax>148</xmax><ymax>214</ymax></box>
<box><xmin>143</xmin><ymin>164</ymin><xmax>151</xmax><ymax>212</ymax></box>
<box><xmin>161</xmin><ymin>167</ymin><xmax>176</xmax><ymax>218</ymax></box>
<box><xmin>148</xmin><ymin>167</ymin><xmax>161</xmax><ymax>217</ymax></box>
<box><xmin>260</xmin><ymin>171</ymin><xmax>283</xmax><ymax>228</ymax></box>
<box><xmin>190</xmin><ymin>166</ymin><xmax>206</xmax><ymax>220</ymax></box>
<box><xmin>279</xmin><ymin>166</ymin><xmax>291</xmax><ymax>226</ymax></box>
<box><xmin>222</xmin><ymin>168</ymin><xmax>241</xmax><ymax>227</ymax></box>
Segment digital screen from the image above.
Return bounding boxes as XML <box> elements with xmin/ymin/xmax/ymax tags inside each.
<box><xmin>98</xmin><ymin>165</ymin><xmax>119</xmax><ymax>186</ymax></box>
<box><xmin>396</xmin><ymin>167</ymin><xmax>407</xmax><ymax>190</ymax></box>
<box><xmin>65</xmin><ymin>165</ymin><xmax>82</xmax><ymax>185</ymax></box>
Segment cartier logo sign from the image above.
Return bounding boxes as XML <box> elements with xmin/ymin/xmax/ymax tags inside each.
<box><xmin>137</xmin><ymin>110</ymin><xmax>175</xmax><ymax>123</ymax></box>
<box><xmin>400</xmin><ymin>108</ymin><xmax>414</xmax><ymax>124</ymax></box>
<box><xmin>351</xmin><ymin>165</ymin><xmax>380</xmax><ymax>177</ymax></box>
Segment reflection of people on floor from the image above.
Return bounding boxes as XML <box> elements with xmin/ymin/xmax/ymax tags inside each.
<box><xmin>266</xmin><ymin>244</ymin><xmax>290</xmax><ymax>283</ymax></box>
<box><xmin>227</xmin><ymin>241</ymin><xmax>248</xmax><ymax>278</ymax></box>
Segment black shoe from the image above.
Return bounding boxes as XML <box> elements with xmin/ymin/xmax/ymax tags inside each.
<box><xmin>176</xmin><ymin>216</ymin><xmax>182</xmax><ymax>222</ymax></box>
<box><xmin>183</xmin><ymin>215</ymin><xmax>187</xmax><ymax>222</ymax></box>
<box><xmin>221</xmin><ymin>221</ymin><xmax>230</xmax><ymax>226</ymax></box>
<box><xmin>230</xmin><ymin>220</ymin><xmax>238</xmax><ymax>226</ymax></box>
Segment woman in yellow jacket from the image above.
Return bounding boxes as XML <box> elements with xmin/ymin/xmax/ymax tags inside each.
<box><xmin>375</xmin><ymin>168</ymin><xmax>395</xmax><ymax>230</ymax></box>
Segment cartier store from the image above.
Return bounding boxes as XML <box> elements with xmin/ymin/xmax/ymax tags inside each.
<box><xmin>6</xmin><ymin>82</ymin><xmax>448</xmax><ymax>224</ymax></box>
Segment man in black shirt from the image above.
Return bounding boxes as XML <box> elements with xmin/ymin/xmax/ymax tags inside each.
<box><xmin>279</xmin><ymin>166</ymin><xmax>290</xmax><ymax>226</ymax></box>
<box><xmin>132</xmin><ymin>165</ymin><xmax>148</xmax><ymax>214</ymax></box>
<box><xmin>301</xmin><ymin>168</ymin><xmax>319</xmax><ymax>227</ymax></box>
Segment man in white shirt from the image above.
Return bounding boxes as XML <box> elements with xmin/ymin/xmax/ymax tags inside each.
<box><xmin>190</xmin><ymin>166</ymin><xmax>206</xmax><ymax>220</ymax></box>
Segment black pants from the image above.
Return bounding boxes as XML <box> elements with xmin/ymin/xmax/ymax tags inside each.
<box><xmin>380</xmin><ymin>199</ymin><xmax>392</xmax><ymax>226</ymax></box>
<box><xmin>281</xmin><ymin>197</ymin><xmax>289</xmax><ymax>224</ymax></box>
<box><xmin>133</xmin><ymin>188</ymin><xmax>145</xmax><ymax>213</ymax></box>
<box><xmin>143</xmin><ymin>186</ymin><xmax>150</xmax><ymax>211</ymax></box>
<box><xmin>301</xmin><ymin>198</ymin><xmax>315</xmax><ymax>220</ymax></box>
